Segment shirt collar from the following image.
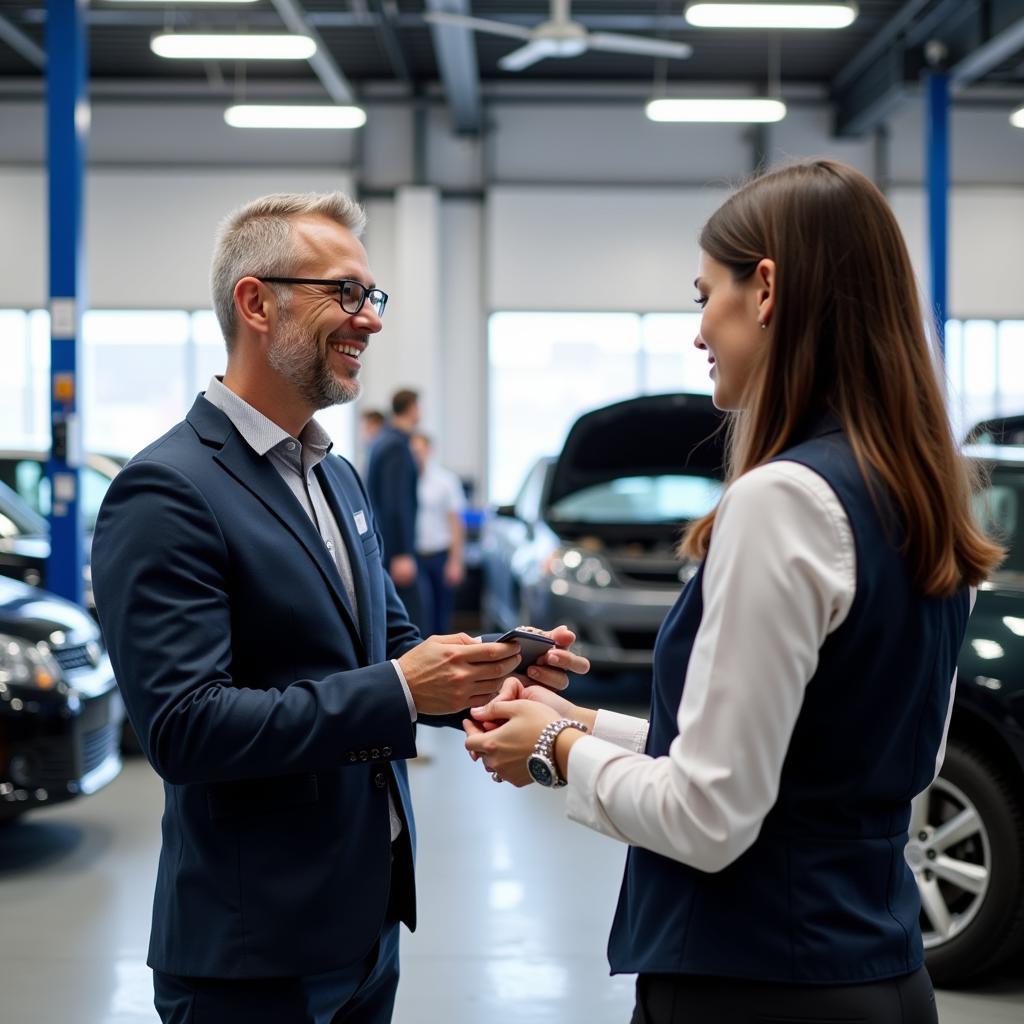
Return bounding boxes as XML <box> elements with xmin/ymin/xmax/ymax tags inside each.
<box><xmin>203</xmin><ymin>376</ymin><xmax>333</xmax><ymax>458</ymax></box>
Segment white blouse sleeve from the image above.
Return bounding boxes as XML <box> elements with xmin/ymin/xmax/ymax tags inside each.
<box><xmin>564</xmin><ymin>461</ymin><xmax>857</xmax><ymax>873</ymax></box>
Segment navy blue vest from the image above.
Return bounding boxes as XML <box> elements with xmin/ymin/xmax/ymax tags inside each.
<box><xmin>607</xmin><ymin>427</ymin><xmax>971</xmax><ymax>983</ymax></box>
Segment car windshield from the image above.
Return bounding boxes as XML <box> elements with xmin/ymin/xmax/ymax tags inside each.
<box><xmin>0</xmin><ymin>483</ymin><xmax>48</xmax><ymax>538</ymax></box>
<box><xmin>975</xmin><ymin>468</ymin><xmax>1024</xmax><ymax>573</ymax></box>
<box><xmin>547</xmin><ymin>474</ymin><xmax>724</xmax><ymax>525</ymax></box>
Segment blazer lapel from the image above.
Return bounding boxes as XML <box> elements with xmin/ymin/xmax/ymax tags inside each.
<box><xmin>316</xmin><ymin>460</ymin><xmax>375</xmax><ymax>652</ymax></box>
<box><xmin>187</xmin><ymin>399</ymin><xmax>364</xmax><ymax>649</ymax></box>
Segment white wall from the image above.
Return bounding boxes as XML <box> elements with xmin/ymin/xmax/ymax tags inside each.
<box><xmin>3</xmin><ymin>87</ymin><xmax>1024</xmax><ymax>488</ymax></box>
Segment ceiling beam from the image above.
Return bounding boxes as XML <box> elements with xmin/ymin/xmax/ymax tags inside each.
<box><xmin>268</xmin><ymin>0</ymin><xmax>357</xmax><ymax>105</ymax></box>
<box><xmin>424</xmin><ymin>0</ymin><xmax>482</xmax><ymax>135</ymax></box>
<box><xmin>952</xmin><ymin>15</ymin><xmax>1024</xmax><ymax>89</ymax></box>
<box><xmin>831</xmin><ymin>0</ymin><xmax>1024</xmax><ymax>138</ymax></box>
<box><xmin>0</xmin><ymin>14</ymin><xmax>45</xmax><ymax>69</ymax></box>
<box><xmin>368</xmin><ymin>0</ymin><xmax>414</xmax><ymax>88</ymax></box>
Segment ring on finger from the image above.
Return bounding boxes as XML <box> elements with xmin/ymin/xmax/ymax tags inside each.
<box><xmin>491</xmin><ymin>771</ymin><xmax>503</xmax><ymax>783</ymax></box>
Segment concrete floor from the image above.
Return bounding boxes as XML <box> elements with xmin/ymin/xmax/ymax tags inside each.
<box><xmin>1</xmin><ymin>725</ymin><xmax>1022</xmax><ymax>1023</ymax></box>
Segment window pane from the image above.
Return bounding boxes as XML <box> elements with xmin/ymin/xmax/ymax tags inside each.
<box><xmin>961</xmin><ymin>320</ymin><xmax>998</xmax><ymax>434</ymax></box>
<box><xmin>83</xmin><ymin>310</ymin><xmax>191</xmax><ymax>457</ymax></box>
<box><xmin>944</xmin><ymin>320</ymin><xmax>964</xmax><ymax>440</ymax></box>
<box><xmin>192</xmin><ymin>310</ymin><xmax>227</xmax><ymax>396</ymax></box>
<box><xmin>641</xmin><ymin>314</ymin><xmax>711</xmax><ymax>395</ymax></box>
<box><xmin>488</xmin><ymin>312</ymin><xmax>642</xmax><ymax>504</ymax></box>
<box><xmin>998</xmin><ymin>321</ymin><xmax>1024</xmax><ymax>418</ymax></box>
<box><xmin>0</xmin><ymin>310</ymin><xmax>30</xmax><ymax>444</ymax></box>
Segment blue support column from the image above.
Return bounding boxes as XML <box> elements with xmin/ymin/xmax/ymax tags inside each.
<box><xmin>925</xmin><ymin>71</ymin><xmax>950</xmax><ymax>362</ymax></box>
<box><xmin>45</xmin><ymin>0</ymin><xmax>88</xmax><ymax>605</ymax></box>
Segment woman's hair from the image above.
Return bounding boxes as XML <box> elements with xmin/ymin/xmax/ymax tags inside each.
<box><xmin>680</xmin><ymin>159</ymin><xmax>1003</xmax><ymax>596</ymax></box>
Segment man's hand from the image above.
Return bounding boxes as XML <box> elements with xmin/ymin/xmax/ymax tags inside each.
<box><xmin>398</xmin><ymin>633</ymin><xmax>523</xmax><ymax>715</ymax></box>
<box><xmin>511</xmin><ymin>624</ymin><xmax>591</xmax><ymax>692</ymax></box>
<box><xmin>390</xmin><ymin>554</ymin><xmax>418</xmax><ymax>587</ymax></box>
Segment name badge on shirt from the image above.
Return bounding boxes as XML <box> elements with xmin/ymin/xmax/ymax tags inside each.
<box><xmin>354</xmin><ymin>510</ymin><xmax>368</xmax><ymax>535</ymax></box>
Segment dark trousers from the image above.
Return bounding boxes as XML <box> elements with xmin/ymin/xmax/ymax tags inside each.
<box><xmin>416</xmin><ymin>550</ymin><xmax>455</xmax><ymax>637</ymax></box>
<box><xmin>630</xmin><ymin>967</ymin><xmax>938</xmax><ymax>1024</ymax></box>
<box><xmin>153</xmin><ymin>918</ymin><xmax>401</xmax><ymax>1024</ymax></box>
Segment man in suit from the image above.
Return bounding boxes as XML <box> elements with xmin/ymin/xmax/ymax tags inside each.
<box><xmin>366</xmin><ymin>389</ymin><xmax>423</xmax><ymax>629</ymax></box>
<box><xmin>91</xmin><ymin>191</ymin><xmax>587</xmax><ymax>1024</ymax></box>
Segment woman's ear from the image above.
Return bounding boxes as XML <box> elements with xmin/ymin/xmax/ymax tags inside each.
<box><xmin>755</xmin><ymin>258</ymin><xmax>776</xmax><ymax>329</ymax></box>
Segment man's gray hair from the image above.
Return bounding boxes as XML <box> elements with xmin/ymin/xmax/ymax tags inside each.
<box><xmin>210</xmin><ymin>191</ymin><xmax>367</xmax><ymax>350</ymax></box>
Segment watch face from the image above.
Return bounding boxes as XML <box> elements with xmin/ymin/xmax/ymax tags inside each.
<box><xmin>527</xmin><ymin>754</ymin><xmax>554</xmax><ymax>787</ymax></box>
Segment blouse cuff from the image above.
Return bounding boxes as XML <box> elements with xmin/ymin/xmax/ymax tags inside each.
<box><xmin>565</xmin><ymin>734</ymin><xmax>639</xmax><ymax>842</ymax></box>
<box><xmin>592</xmin><ymin>708</ymin><xmax>649</xmax><ymax>752</ymax></box>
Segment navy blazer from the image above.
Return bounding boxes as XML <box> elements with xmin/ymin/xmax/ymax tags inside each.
<box><xmin>365</xmin><ymin>423</ymin><xmax>418</xmax><ymax>562</ymax></box>
<box><xmin>92</xmin><ymin>395</ymin><xmax>424</xmax><ymax>979</ymax></box>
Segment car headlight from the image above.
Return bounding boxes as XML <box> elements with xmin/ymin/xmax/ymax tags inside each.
<box><xmin>0</xmin><ymin>634</ymin><xmax>63</xmax><ymax>691</ymax></box>
<box><xmin>543</xmin><ymin>547</ymin><xmax>614</xmax><ymax>588</ymax></box>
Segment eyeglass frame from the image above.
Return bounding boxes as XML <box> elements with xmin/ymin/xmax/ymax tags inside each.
<box><xmin>256</xmin><ymin>276</ymin><xmax>389</xmax><ymax>317</ymax></box>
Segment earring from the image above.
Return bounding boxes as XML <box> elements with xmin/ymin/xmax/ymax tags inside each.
<box><xmin>759</xmin><ymin>321</ymin><xmax>768</xmax><ymax>330</ymax></box>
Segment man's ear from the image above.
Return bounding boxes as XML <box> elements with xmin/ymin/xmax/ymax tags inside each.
<box><xmin>755</xmin><ymin>258</ymin><xmax>776</xmax><ymax>328</ymax></box>
<box><xmin>234</xmin><ymin>277</ymin><xmax>272</xmax><ymax>336</ymax></box>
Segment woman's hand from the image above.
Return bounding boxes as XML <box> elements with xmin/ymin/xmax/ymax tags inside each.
<box><xmin>514</xmin><ymin>624</ymin><xmax>591</xmax><ymax>691</ymax></box>
<box><xmin>463</xmin><ymin>699</ymin><xmax>561</xmax><ymax>787</ymax></box>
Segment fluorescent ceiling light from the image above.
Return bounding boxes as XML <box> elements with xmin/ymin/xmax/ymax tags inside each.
<box><xmin>685</xmin><ymin>3</ymin><xmax>858</xmax><ymax>29</ymax></box>
<box><xmin>1012</xmin><ymin>105</ymin><xmax>1024</xmax><ymax>129</ymax></box>
<box><xmin>225</xmin><ymin>105</ymin><xmax>367</xmax><ymax>130</ymax></box>
<box><xmin>151</xmin><ymin>34</ymin><xmax>316</xmax><ymax>60</ymax></box>
<box><xmin>646</xmin><ymin>98</ymin><xmax>787</xmax><ymax>123</ymax></box>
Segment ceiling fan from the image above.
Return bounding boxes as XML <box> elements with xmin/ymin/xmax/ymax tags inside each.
<box><xmin>423</xmin><ymin>0</ymin><xmax>693</xmax><ymax>72</ymax></box>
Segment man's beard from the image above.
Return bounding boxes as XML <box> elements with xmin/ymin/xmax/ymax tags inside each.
<box><xmin>267</xmin><ymin>311</ymin><xmax>362</xmax><ymax>409</ymax></box>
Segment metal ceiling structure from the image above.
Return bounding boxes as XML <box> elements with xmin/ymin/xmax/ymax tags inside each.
<box><xmin>0</xmin><ymin>1</ymin><xmax>1022</xmax><ymax>136</ymax></box>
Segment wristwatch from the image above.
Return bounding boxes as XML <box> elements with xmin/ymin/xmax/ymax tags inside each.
<box><xmin>527</xmin><ymin>719</ymin><xmax>589</xmax><ymax>788</ymax></box>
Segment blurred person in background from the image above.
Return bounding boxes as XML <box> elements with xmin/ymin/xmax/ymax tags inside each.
<box><xmin>358</xmin><ymin>408</ymin><xmax>386</xmax><ymax>473</ymax></box>
<box><xmin>366</xmin><ymin>389</ymin><xmax>423</xmax><ymax>627</ymax></box>
<box><xmin>411</xmin><ymin>431</ymin><xmax>466</xmax><ymax>636</ymax></box>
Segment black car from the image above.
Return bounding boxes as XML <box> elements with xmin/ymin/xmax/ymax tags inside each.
<box><xmin>0</xmin><ymin>479</ymin><xmax>94</xmax><ymax>611</ymax></box>
<box><xmin>918</xmin><ymin>443</ymin><xmax>1024</xmax><ymax>986</ymax></box>
<box><xmin>0</xmin><ymin>575</ymin><xmax>123</xmax><ymax>823</ymax></box>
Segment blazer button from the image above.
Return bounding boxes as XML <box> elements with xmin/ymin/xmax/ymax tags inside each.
<box><xmin>382</xmin><ymin>746</ymin><xmax>392</xmax><ymax>758</ymax></box>
<box><xmin>359</xmin><ymin>751</ymin><xmax>369</xmax><ymax>762</ymax></box>
<box><xmin>374</xmin><ymin>772</ymin><xmax>387</xmax><ymax>789</ymax></box>
<box><xmin>371</xmin><ymin>748</ymin><xmax>380</xmax><ymax>760</ymax></box>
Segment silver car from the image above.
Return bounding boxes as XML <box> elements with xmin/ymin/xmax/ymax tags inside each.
<box><xmin>481</xmin><ymin>393</ymin><xmax>725</xmax><ymax>674</ymax></box>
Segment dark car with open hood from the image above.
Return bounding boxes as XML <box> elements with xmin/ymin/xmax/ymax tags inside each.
<box><xmin>0</xmin><ymin>575</ymin><xmax>123</xmax><ymax>823</ymax></box>
<box><xmin>481</xmin><ymin>392</ymin><xmax>726</xmax><ymax>671</ymax></box>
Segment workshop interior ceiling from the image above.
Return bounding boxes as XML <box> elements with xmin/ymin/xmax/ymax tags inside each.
<box><xmin>1</xmin><ymin>2</ymin><xmax>1023</xmax><ymax>135</ymax></box>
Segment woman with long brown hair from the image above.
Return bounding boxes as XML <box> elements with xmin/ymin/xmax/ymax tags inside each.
<box><xmin>465</xmin><ymin>159</ymin><xmax>1003</xmax><ymax>1022</ymax></box>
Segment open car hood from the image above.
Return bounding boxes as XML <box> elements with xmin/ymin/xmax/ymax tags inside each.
<box><xmin>546</xmin><ymin>393</ymin><xmax>726</xmax><ymax>509</ymax></box>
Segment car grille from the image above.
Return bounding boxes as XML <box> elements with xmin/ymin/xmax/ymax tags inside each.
<box><xmin>613</xmin><ymin>629</ymin><xmax>660</xmax><ymax>652</ymax></box>
<box><xmin>51</xmin><ymin>642</ymin><xmax>98</xmax><ymax>673</ymax></box>
<box><xmin>609</xmin><ymin>560</ymin><xmax>685</xmax><ymax>586</ymax></box>
<box><xmin>25</xmin><ymin>691</ymin><xmax>118</xmax><ymax>788</ymax></box>
<box><xmin>82</xmin><ymin>721</ymin><xmax>119</xmax><ymax>776</ymax></box>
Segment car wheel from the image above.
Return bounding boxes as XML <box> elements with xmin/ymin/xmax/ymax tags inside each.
<box><xmin>908</xmin><ymin>742</ymin><xmax>1024</xmax><ymax>987</ymax></box>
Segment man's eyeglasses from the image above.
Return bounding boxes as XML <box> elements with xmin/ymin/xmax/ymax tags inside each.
<box><xmin>257</xmin><ymin>277</ymin><xmax>388</xmax><ymax>317</ymax></box>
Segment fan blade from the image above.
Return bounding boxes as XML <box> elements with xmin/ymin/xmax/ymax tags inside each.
<box><xmin>422</xmin><ymin>12</ymin><xmax>532</xmax><ymax>42</ymax></box>
<box><xmin>587</xmin><ymin>32</ymin><xmax>693</xmax><ymax>60</ymax></box>
<box><xmin>498</xmin><ymin>39</ymin><xmax>559</xmax><ymax>72</ymax></box>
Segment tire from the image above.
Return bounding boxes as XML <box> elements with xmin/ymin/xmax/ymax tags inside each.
<box><xmin>910</xmin><ymin>742</ymin><xmax>1024</xmax><ymax>987</ymax></box>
